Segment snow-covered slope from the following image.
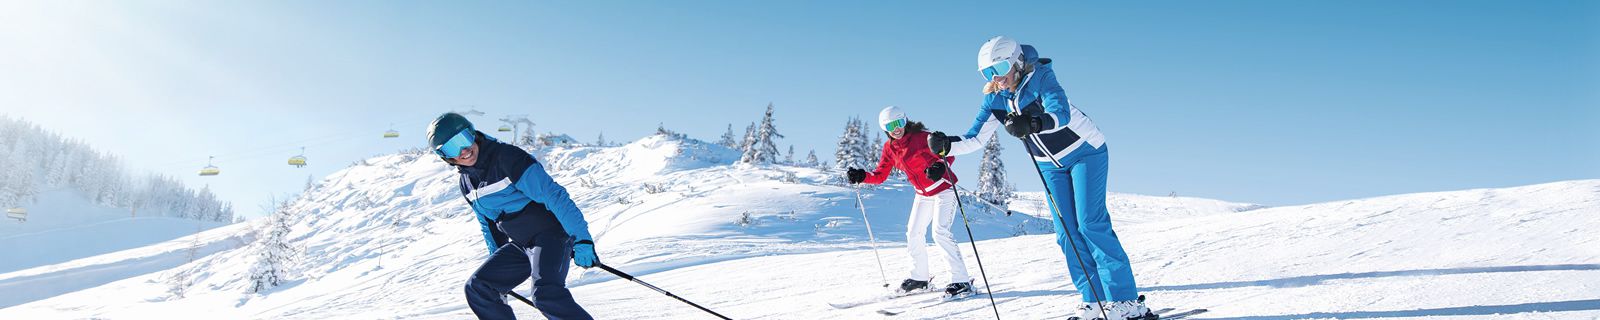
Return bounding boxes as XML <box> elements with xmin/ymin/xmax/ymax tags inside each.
<box><xmin>2</xmin><ymin>133</ymin><xmax>1594</xmax><ymax>319</ymax></box>
<box><xmin>0</xmin><ymin>190</ymin><xmax>226</xmax><ymax>275</ymax></box>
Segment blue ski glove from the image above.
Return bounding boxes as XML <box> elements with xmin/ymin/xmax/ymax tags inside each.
<box><xmin>572</xmin><ymin>240</ymin><xmax>598</xmax><ymax>268</ymax></box>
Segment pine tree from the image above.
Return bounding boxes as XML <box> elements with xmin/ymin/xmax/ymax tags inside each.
<box><xmin>595</xmin><ymin>132</ymin><xmax>607</xmax><ymax>146</ymax></box>
<box><xmin>833</xmin><ymin>117</ymin><xmax>870</xmax><ymax>176</ymax></box>
<box><xmin>740</xmin><ymin>103</ymin><xmax>785</xmax><ymax>164</ymax></box>
<box><xmin>718</xmin><ymin>124</ymin><xmax>737</xmax><ymax>149</ymax></box>
<box><xmin>785</xmin><ymin>145</ymin><xmax>795</xmax><ymax>164</ymax></box>
<box><xmin>975</xmin><ymin>135</ymin><xmax>1015</xmax><ymax>208</ymax></box>
<box><xmin>804</xmin><ymin>149</ymin><xmax>820</xmax><ymax>168</ymax></box>
<box><xmin>739</xmin><ymin>122</ymin><xmax>755</xmax><ymax>156</ymax></box>
<box><xmin>249</xmin><ymin>199</ymin><xmax>299</xmax><ymax>293</ymax></box>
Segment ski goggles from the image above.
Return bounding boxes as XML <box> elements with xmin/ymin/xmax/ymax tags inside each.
<box><xmin>434</xmin><ymin>129</ymin><xmax>475</xmax><ymax>159</ymax></box>
<box><xmin>980</xmin><ymin>59</ymin><xmax>1014</xmax><ymax>82</ymax></box>
<box><xmin>883</xmin><ymin>118</ymin><xmax>906</xmax><ymax>132</ymax></box>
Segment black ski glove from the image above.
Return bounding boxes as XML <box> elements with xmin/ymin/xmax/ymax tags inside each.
<box><xmin>925</xmin><ymin>162</ymin><xmax>948</xmax><ymax>181</ymax></box>
<box><xmin>1004</xmin><ymin>112</ymin><xmax>1042</xmax><ymax>138</ymax></box>
<box><xmin>927</xmin><ymin>131</ymin><xmax>957</xmax><ymax>157</ymax></box>
<box><xmin>846</xmin><ymin>167</ymin><xmax>866</xmax><ymax>184</ymax></box>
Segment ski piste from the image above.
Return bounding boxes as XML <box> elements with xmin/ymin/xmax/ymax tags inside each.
<box><xmin>826</xmin><ymin>286</ymin><xmax>943</xmax><ymax>309</ymax></box>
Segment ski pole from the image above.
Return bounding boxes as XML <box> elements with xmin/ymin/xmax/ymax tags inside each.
<box><xmin>954</xmin><ymin>185</ymin><xmax>1013</xmax><ymax>216</ymax></box>
<box><xmin>854</xmin><ymin>187</ymin><xmax>891</xmax><ymax>287</ymax></box>
<box><xmin>947</xmin><ymin>184</ymin><xmax>1003</xmax><ymax>319</ymax></box>
<box><xmin>1017</xmin><ymin>141</ymin><xmax>1109</xmax><ymax>320</ymax></box>
<box><xmin>597</xmin><ymin>263</ymin><xmax>733</xmax><ymax>320</ymax></box>
<box><xmin>508</xmin><ymin>291</ymin><xmax>535</xmax><ymax>307</ymax></box>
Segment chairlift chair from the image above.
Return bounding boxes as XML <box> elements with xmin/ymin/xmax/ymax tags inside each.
<box><xmin>5</xmin><ymin>207</ymin><xmax>24</xmax><ymax>222</ymax></box>
<box><xmin>498</xmin><ymin>125</ymin><xmax>512</xmax><ymax>132</ymax></box>
<box><xmin>288</xmin><ymin>147</ymin><xmax>308</xmax><ymax>168</ymax></box>
<box><xmin>199</xmin><ymin>156</ymin><xmax>221</xmax><ymax>176</ymax></box>
<box><xmin>384</xmin><ymin>123</ymin><xmax>400</xmax><ymax>138</ymax></box>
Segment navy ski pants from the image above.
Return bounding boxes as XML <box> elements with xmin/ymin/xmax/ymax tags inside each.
<box><xmin>465</xmin><ymin>232</ymin><xmax>593</xmax><ymax>320</ymax></box>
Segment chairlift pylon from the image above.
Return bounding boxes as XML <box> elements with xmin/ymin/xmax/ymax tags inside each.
<box><xmin>288</xmin><ymin>147</ymin><xmax>307</xmax><ymax>168</ymax></box>
<box><xmin>199</xmin><ymin>156</ymin><xmax>221</xmax><ymax>176</ymax></box>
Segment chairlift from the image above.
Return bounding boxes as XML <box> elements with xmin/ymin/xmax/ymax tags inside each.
<box><xmin>288</xmin><ymin>147</ymin><xmax>307</xmax><ymax>168</ymax></box>
<box><xmin>199</xmin><ymin>156</ymin><xmax>221</xmax><ymax>176</ymax></box>
<box><xmin>6</xmin><ymin>207</ymin><xmax>24</xmax><ymax>222</ymax></box>
<box><xmin>384</xmin><ymin>123</ymin><xmax>400</xmax><ymax>138</ymax></box>
<box><xmin>498</xmin><ymin>125</ymin><xmax>512</xmax><ymax>132</ymax></box>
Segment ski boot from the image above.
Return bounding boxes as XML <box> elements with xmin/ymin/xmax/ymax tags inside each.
<box><xmin>895</xmin><ymin>278</ymin><xmax>930</xmax><ymax>294</ymax></box>
<box><xmin>1107</xmin><ymin>295</ymin><xmax>1156</xmax><ymax>320</ymax></box>
<box><xmin>1071</xmin><ymin>302</ymin><xmax>1106</xmax><ymax>320</ymax></box>
<box><xmin>942</xmin><ymin>282</ymin><xmax>974</xmax><ymax>300</ymax></box>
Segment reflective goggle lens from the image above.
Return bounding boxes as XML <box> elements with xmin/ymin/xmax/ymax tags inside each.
<box><xmin>980</xmin><ymin>60</ymin><xmax>1013</xmax><ymax>82</ymax></box>
<box><xmin>434</xmin><ymin>129</ymin><xmax>474</xmax><ymax>159</ymax></box>
<box><xmin>883</xmin><ymin>118</ymin><xmax>906</xmax><ymax>132</ymax></box>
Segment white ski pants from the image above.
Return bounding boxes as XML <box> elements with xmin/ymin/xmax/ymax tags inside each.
<box><xmin>906</xmin><ymin>189</ymin><xmax>971</xmax><ymax>283</ymax></box>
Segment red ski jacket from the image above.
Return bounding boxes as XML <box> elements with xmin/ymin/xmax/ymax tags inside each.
<box><xmin>862</xmin><ymin>130</ymin><xmax>957</xmax><ymax>196</ymax></box>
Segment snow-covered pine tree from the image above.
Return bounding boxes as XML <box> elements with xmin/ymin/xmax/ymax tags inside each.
<box><xmin>739</xmin><ymin>122</ymin><xmax>756</xmax><ymax>155</ymax></box>
<box><xmin>718</xmin><ymin>124</ymin><xmax>737</xmax><ymax>149</ymax></box>
<box><xmin>739</xmin><ymin>103</ymin><xmax>785</xmax><ymax>164</ymax></box>
<box><xmin>833</xmin><ymin>117</ymin><xmax>871</xmax><ymax>183</ymax></box>
<box><xmin>804</xmin><ymin>149</ymin><xmax>820</xmax><ymax>167</ymax></box>
<box><xmin>975</xmin><ymin>135</ymin><xmax>1014</xmax><ymax>208</ymax></box>
<box><xmin>785</xmin><ymin>145</ymin><xmax>795</xmax><ymax>165</ymax></box>
<box><xmin>0</xmin><ymin>143</ymin><xmax>35</xmax><ymax>208</ymax></box>
<box><xmin>596</xmin><ymin>132</ymin><xmax>607</xmax><ymax>147</ymax></box>
<box><xmin>248</xmin><ymin>199</ymin><xmax>299</xmax><ymax>293</ymax></box>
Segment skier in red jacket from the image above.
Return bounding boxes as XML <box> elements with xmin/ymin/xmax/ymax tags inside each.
<box><xmin>846</xmin><ymin>106</ymin><xmax>974</xmax><ymax>299</ymax></box>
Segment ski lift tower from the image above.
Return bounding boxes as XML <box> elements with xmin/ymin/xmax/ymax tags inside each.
<box><xmin>498</xmin><ymin>114</ymin><xmax>535</xmax><ymax>146</ymax></box>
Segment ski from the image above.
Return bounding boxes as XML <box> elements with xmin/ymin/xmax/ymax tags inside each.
<box><xmin>874</xmin><ymin>293</ymin><xmax>973</xmax><ymax>316</ymax></box>
<box><xmin>1159</xmin><ymin>308</ymin><xmax>1208</xmax><ymax>320</ymax></box>
<box><xmin>826</xmin><ymin>288</ymin><xmax>942</xmax><ymax>309</ymax></box>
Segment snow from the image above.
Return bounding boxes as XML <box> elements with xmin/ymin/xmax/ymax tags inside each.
<box><xmin>1</xmin><ymin>133</ymin><xmax>1595</xmax><ymax>319</ymax></box>
<box><xmin>0</xmin><ymin>189</ymin><xmax>227</xmax><ymax>275</ymax></box>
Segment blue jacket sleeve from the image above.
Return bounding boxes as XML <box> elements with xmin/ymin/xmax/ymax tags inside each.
<box><xmin>475</xmin><ymin>210</ymin><xmax>507</xmax><ymax>254</ymax></box>
<box><xmin>1032</xmin><ymin>67</ymin><xmax>1073</xmax><ymax>130</ymax></box>
<box><xmin>515</xmin><ymin>161</ymin><xmax>595</xmax><ymax>242</ymax></box>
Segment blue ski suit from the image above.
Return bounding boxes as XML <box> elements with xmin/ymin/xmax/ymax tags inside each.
<box><xmin>454</xmin><ymin>133</ymin><xmax>594</xmax><ymax>320</ymax></box>
<box><xmin>943</xmin><ymin>45</ymin><xmax>1139</xmax><ymax>302</ymax></box>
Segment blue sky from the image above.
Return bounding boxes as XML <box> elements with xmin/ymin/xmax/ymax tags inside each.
<box><xmin>2</xmin><ymin>1</ymin><xmax>1595</xmax><ymax>218</ymax></box>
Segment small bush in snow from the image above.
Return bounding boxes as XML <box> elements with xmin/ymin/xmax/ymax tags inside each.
<box><xmin>642</xmin><ymin>183</ymin><xmax>666</xmax><ymax>194</ymax></box>
<box><xmin>735</xmin><ymin>211</ymin><xmax>755</xmax><ymax>228</ymax></box>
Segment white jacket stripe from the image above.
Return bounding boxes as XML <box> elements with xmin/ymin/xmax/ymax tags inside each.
<box><xmin>467</xmin><ymin>178</ymin><xmax>512</xmax><ymax>200</ymax></box>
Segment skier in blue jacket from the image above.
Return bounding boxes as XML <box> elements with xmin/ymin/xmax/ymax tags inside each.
<box><xmin>428</xmin><ymin>112</ymin><xmax>597</xmax><ymax>320</ymax></box>
<box><xmin>928</xmin><ymin>36</ymin><xmax>1153</xmax><ymax>320</ymax></box>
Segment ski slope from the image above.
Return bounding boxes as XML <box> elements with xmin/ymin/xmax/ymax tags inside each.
<box><xmin>0</xmin><ymin>189</ymin><xmax>227</xmax><ymax>275</ymax></box>
<box><xmin>1</xmin><ymin>133</ymin><xmax>1594</xmax><ymax>319</ymax></box>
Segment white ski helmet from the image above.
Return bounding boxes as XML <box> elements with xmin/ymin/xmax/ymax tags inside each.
<box><xmin>878</xmin><ymin>105</ymin><xmax>907</xmax><ymax>132</ymax></box>
<box><xmin>977</xmin><ymin>36</ymin><xmax>1023</xmax><ymax>80</ymax></box>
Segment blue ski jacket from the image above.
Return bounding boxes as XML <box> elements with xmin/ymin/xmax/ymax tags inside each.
<box><xmin>946</xmin><ymin>45</ymin><xmax>1107</xmax><ymax>168</ymax></box>
<box><xmin>453</xmin><ymin>132</ymin><xmax>594</xmax><ymax>254</ymax></box>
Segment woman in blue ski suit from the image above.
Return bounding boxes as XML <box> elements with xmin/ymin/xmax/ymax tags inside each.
<box><xmin>928</xmin><ymin>36</ymin><xmax>1152</xmax><ymax>320</ymax></box>
<box><xmin>428</xmin><ymin>112</ymin><xmax>598</xmax><ymax>320</ymax></box>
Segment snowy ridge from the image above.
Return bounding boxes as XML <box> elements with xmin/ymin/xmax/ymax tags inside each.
<box><xmin>0</xmin><ymin>134</ymin><xmax>1050</xmax><ymax>318</ymax></box>
<box><xmin>1</xmin><ymin>133</ymin><xmax>1594</xmax><ymax>319</ymax></box>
